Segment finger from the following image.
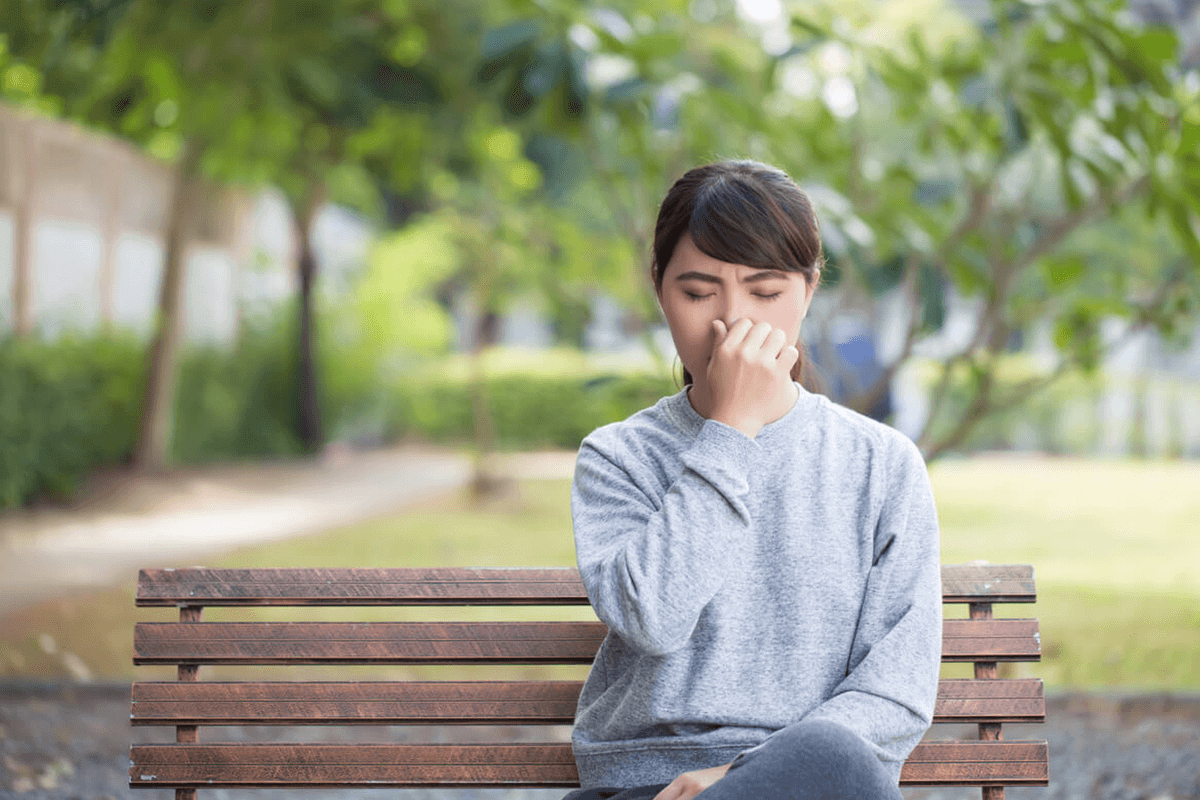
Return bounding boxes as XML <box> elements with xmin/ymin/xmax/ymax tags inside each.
<box><xmin>763</xmin><ymin>326</ymin><xmax>788</xmax><ymax>358</ymax></box>
<box><xmin>780</xmin><ymin>344</ymin><xmax>800</xmax><ymax>371</ymax></box>
<box><xmin>720</xmin><ymin>317</ymin><xmax>753</xmax><ymax>349</ymax></box>
<box><xmin>740</xmin><ymin>321</ymin><xmax>774</xmax><ymax>355</ymax></box>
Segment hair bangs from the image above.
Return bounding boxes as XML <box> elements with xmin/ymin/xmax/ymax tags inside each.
<box><xmin>688</xmin><ymin>175</ymin><xmax>808</xmax><ymax>274</ymax></box>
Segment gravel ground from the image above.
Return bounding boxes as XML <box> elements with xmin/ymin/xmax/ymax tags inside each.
<box><xmin>2</xmin><ymin>683</ymin><xmax>1198</xmax><ymax>800</ymax></box>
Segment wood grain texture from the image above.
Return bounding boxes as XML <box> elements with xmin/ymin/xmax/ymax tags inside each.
<box><xmin>129</xmin><ymin>564</ymin><xmax>1048</xmax><ymax>793</ymax></box>
<box><xmin>133</xmin><ymin>618</ymin><xmax>1039</xmax><ymax>665</ymax></box>
<box><xmin>131</xmin><ymin>680</ymin><xmax>584</xmax><ymax>725</ymax></box>
<box><xmin>133</xmin><ymin>621</ymin><xmax>608</xmax><ymax>665</ymax></box>
<box><xmin>942</xmin><ymin>619</ymin><xmax>1041</xmax><ymax>662</ymax></box>
<box><xmin>934</xmin><ymin>679</ymin><xmax>1044</xmax><ymax>723</ymax></box>
<box><xmin>128</xmin><ymin>741</ymin><xmax>1049</xmax><ymax>789</ymax></box>
<box><xmin>128</xmin><ymin>744</ymin><xmax>579</xmax><ymax>788</ymax></box>
<box><xmin>131</xmin><ymin>678</ymin><xmax>1044</xmax><ymax>726</ymax></box>
<box><xmin>136</xmin><ymin>567</ymin><xmax>588</xmax><ymax>607</ymax></box>
<box><xmin>941</xmin><ymin>565</ymin><xmax>1036</xmax><ymax>604</ymax></box>
<box><xmin>136</xmin><ymin>565</ymin><xmax>1035</xmax><ymax>606</ymax></box>
<box><xmin>900</xmin><ymin>741</ymin><xmax>1049</xmax><ymax>786</ymax></box>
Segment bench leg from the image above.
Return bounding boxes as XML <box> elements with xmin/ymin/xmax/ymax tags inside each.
<box><xmin>175</xmin><ymin>606</ymin><xmax>202</xmax><ymax>800</ymax></box>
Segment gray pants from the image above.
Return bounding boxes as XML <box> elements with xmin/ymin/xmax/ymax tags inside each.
<box><xmin>561</xmin><ymin>719</ymin><xmax>904</xmax><ymax>800</ymax></box>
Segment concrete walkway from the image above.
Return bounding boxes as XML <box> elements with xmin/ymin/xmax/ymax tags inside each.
<box><xmin>0</xmin><ymin>445</ymin><xmax>578</xmax><ymax>614</ymax></box>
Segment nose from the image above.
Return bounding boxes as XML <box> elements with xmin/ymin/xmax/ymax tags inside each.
<box><xmin>718</xmin><ymin>294</ymin><xmax>754</xmax><ymax>329</ymax></box>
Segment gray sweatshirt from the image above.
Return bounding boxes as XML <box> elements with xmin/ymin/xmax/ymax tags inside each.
<box><xmin>569</xmin><ymin>381</ymin><xmax>942</xmax><ymax>788</ymax></box>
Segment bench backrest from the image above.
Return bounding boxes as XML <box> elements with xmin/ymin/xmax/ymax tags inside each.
<box><xmin>129</xmin><ymin>564</ymin><xmax>1048</xmax><ymax>800</ymax></box>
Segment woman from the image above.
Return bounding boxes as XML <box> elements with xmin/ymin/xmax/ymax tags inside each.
<box><xmin>564</xmin><ymin>160</ymin><xmax>943</xmax><ymax>800</ymax></box>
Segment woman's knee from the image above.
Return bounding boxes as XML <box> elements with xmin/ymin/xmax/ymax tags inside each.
<box><xmin>739</xmin><ymin>718</ymin><xmax>876</xmax><ymax>766</ymax></box>
<box><xmin>723</xmin><ymin>718</ymin><xmax>900</xmax><ymax>798</ymax></box>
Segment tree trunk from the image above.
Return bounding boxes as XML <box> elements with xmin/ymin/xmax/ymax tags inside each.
<box><xmin>290</xmin><ymin>184</ymin><xmax>325</xmax><ymax>454</ymax></box>
<box><xmin>98</xmin><ymin>150</ymin><xmax>126</xmax><ymax>330</ymax></box>
<box><xmin>467</xmin><ymin>297</ymin><xmax>512</xmax><ymax>502</ymax></box>
<box><xmin>132</xmin><ymin>138</ymin><xmax>204</xmax><ymax>473</ymax></box>
<box><xmin>12</xmin><ymin>116</ymin><xmax>37</xmax><ymax>337</ymax></box>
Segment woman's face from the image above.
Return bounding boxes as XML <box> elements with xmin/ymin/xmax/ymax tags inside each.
<box><xmin>656</xmin><ymin>233</ymin><xmax>816</xmax><ymax>387</ymax></box>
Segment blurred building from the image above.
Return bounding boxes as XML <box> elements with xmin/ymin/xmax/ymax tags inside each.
<box><xmin>0</xmin><ymin>104</ymin><xmax>369</xmax><ymax>345</ymax></box>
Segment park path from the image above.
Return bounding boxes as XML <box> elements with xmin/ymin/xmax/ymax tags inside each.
<box><xmin>0</xmin><ymin>444</ymin><xmax>579</xmax><ymax>615</ymax></box>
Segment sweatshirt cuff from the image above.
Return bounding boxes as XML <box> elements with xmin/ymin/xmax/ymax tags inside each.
<box><xmin>678</xmin><ymin>419</ymin><xmax>760</xmax><ymax>492</ymax></box>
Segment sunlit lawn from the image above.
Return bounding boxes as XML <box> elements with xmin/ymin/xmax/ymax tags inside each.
<box><xmin>2</xmin><ymin>455</ymin><xmax>1199</xmax><ymax>690</ymax></box>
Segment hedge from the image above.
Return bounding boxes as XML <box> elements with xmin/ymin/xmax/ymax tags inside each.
<box><xmin>0</xmin><ymin>328</ymin><xmax>677</xmax><ymax>509</ymax></box>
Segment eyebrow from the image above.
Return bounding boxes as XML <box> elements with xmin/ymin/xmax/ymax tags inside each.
<box><xmin>674</xmin><ymin>270</ymin><xmax>788</xmax><ymax>284</ymax></box>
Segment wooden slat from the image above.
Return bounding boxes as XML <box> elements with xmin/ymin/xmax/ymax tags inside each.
<box><xmin>136</xmin><ymin>567</ymin><xmax>589</xmax><ymax>607</ymax></box>
<box><xmin>942</xmin><ymin>618</ymin><xmax>1041</xmax><ymax>662</ymax></box>
<box><xmin>128</xmin><ymin>741</ymin><xmax>1048</xmax><ymax>789</ymax></box>
<box><xmin>900</xmin><ymin>740</ymin><xmax>1049</xmax><ymax>786</ymax></box>
<box><xmin>133</xmin><ymin>622</ymin><xmax>608</xmax><ymax>665</ymax></box>
<box><xmin>129</xmin><ymin>744</ymin><xmax>579</xmax><ymax>788</ymax></box>
<box><xmin>130</xmin><ymin>681</ymin><xmax>583</xmax><ymax>725</ymax></box>
<box><xmin>133</xmin><ymin>618</ymin><xmax>1039</xmax><ymax>665</ymax></box>
<box><xmin>136</xmin><ymin>565</ymin><xmax>1036</xmax><ymax>607</ymax></box>
<box><xmin>941</xmin><ymin>564</ymin><xmax>1036</xmax><ymax>604</ymax></box>
<box><xmin>934</xmin><ymin>678</ymin><xmax>1044</xmax><ymax>723</ymax></box>
<box><xmin>131</xmin><ymin>678</ymin><xmax>1045</xmax><ymax>726</ymax></box>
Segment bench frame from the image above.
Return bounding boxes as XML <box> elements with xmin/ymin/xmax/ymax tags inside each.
<box><xmin>129</xmin><ymin>565</ymin><xmax>1049</xmax><ymax>799</ymax></box>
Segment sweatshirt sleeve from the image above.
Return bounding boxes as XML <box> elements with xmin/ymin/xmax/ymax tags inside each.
<box><xmin>571</xmin><ymin>419</ymin><xmax>761</xmax><ymax>656</ymax></box>
<box><xmin>798</xmin><ymin>435</ymin><xmax>943</xmax><ymax>780</ymax></box>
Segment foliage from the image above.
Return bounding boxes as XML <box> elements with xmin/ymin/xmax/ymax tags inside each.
<box><xmin>0</xmin><ymin>332</ymin><xmax>143</xmax><ymax>507</ymax></box>
<box><xmin>0</xmin><ymin>313</ymin><xmax>673</xmax><ymax>507</ymax></box>
<box><xmin>4</xmin><ymin>0</ymin><xmax>1199</xmax><ymax>470</ymax></box>
<box><xmin>0</xmin><ymin>318</ymin><xmax>305</xmax><ymax>508</ymax></box>
<box><xmin>381</xmin><ymin>371</ymin><xmax>674</xmax><ymax>450</ymax></box>
<box><xmin>533</xmin><ymin>0</ymin><xmax>1200</xmax><ymax>459</ymax></box>
<box><xmin>906</xmin><ymin>354</ymin><xmax>1200</xmax><ymax>457</ymax></box>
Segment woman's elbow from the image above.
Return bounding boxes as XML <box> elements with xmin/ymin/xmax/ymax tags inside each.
<box><xmin>599</xmin><ymin>602</ymin><xmax>695</xmax><ymax>656</ymax></box>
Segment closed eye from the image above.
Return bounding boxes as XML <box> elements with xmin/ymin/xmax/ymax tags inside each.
<box><xmin>683</xmin><ymin>292</ymin><xmax>783</xmax><ymax>302</ymax></box>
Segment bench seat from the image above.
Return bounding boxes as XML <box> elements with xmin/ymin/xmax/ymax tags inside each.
<box><xmin>129</xmin><ymin>564</ymin><xmax>1049</xmax><ymax>798</ymax></box>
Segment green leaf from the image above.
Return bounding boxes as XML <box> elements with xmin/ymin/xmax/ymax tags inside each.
<box><xmin>603</xmin><ymin>77</ymin><xmax>652</xmax><ymax>105</ymax></box>
<box><xmin>861</xmin><ymin>255</ymin><xmax>905</xmax><ymax>295</ymax></box>
<box><xmin>789</xmin><ymin>16</ymin><xmax>829</xmax><ymax>39</ymax></box>
<box><xmin>291</xmin><ymin>58</ymin><xmax>341</xmax><ymax>107</ymax></box>
<box><xmin>1042</xmin><ymin>255</ymin><xmax>1086</xmax><ymax>289</ymax></box>
<box><xmin>522</xmin><ymin>42</ymin><xmax>564</xmax><ymax>100</ymax></box>
<box><xmin>477</xmin><ymin>19</ymin><xmax>540</xmax><ymax>83</ymax></box>
<box><xmin>946</xmin><ymin>246</ymin><xmax>989</xmax><ymax>297</ymax></box>
<box><xmin>919</xmin><ymin>262</ymin><xmax>946</xmax><ymax>331</ymax></box>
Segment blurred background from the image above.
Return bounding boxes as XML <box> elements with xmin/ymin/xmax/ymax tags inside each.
<box><xmin>1</xmin><ymin>0</ymin><xmax>1199</xmax><ymax>796</ymax></box>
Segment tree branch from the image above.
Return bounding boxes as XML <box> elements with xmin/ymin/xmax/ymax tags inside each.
<box><xmin>1013</xmin><ymin>174</ymin><xmax>1151</xmax><ymax>274</ymax></box>
<box><xmin>915</xmin><ymin>172</ymin><xmax>1151</xmax><ymax>452</ymax></box>
<box><xmin>917</xmin><ymin>260</ymin><xmax>1189</xmax><ymax>461</ymax></box>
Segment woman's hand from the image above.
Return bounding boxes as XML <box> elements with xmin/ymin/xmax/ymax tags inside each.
<box><xmin>706</xmin><ymin>317</ymin><xmax>800</xmax><ymax>439</ymax></box>
<box><xmin>652</xmin><ymin>763</ymin><xmax>732</xmax><ymax>800</ymax></box>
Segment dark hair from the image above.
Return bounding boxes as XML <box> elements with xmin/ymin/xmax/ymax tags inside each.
<box><xmin>651</xmin><ymin>159</ymin><xmax>824</xmax><ymax>390</ymax></box>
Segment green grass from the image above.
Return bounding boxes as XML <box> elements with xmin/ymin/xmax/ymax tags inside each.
<box><xmin>932</xmin><ymin>455</ymin><xmax>1200</xmax><ymax>689</ymax></box>
<box><xmin>2</xmin><ymin>456</ymin><xmax>1199</xmax><ymax>689</ymax></box>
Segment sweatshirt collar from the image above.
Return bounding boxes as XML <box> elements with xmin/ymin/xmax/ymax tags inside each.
<box><xmin>663</xmin><ymin>380</ymin><xmax>818</xmax><ymax>444</ymax></box>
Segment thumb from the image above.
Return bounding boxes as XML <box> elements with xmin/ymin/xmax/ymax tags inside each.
<box><xmin>713</xmin><ymin>319</ymin><xmax>725</xmax><ymax>339</ymax></box>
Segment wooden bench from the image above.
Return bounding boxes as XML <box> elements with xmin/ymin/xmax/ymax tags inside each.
<box><xmin>129</xmin><ymin>564</ymin><xmax>1049</xmax><ymax>799</ymax></box>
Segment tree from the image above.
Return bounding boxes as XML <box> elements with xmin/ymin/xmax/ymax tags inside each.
<box><xmin>545</xmin><ymin>0</ymin><xmax>1200</xmax><ymax>459</ymax></box>
<box><xmin>7</xmin><ymin>1</ymin><xmax>288</xmax><ymax>469</ymax></box>
<box><xmin>8</xmin><ymin>0</ymin><xmax>447</xmax><ymax>464</ymax></box>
